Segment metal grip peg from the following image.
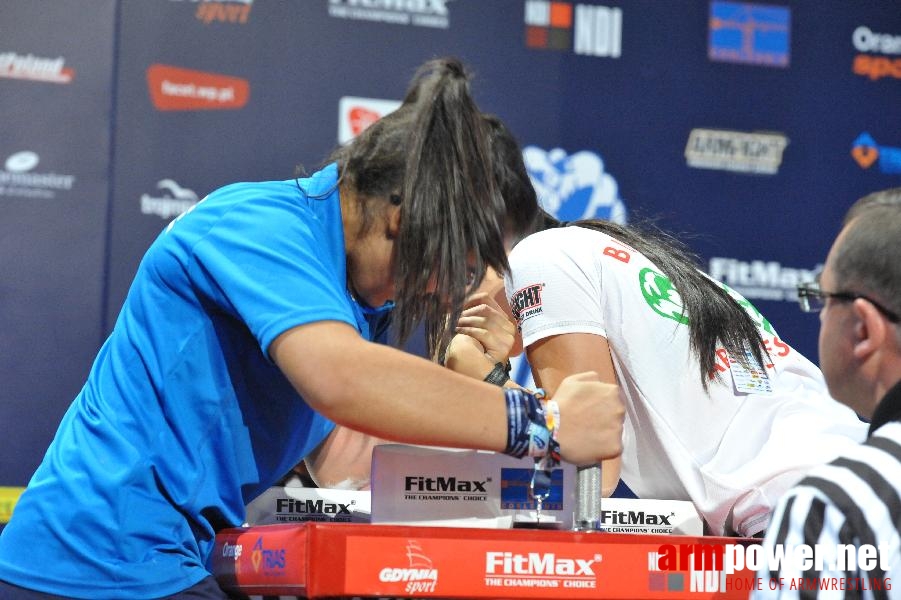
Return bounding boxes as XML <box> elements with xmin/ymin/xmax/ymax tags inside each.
<box><xmin>574</xmin><ymin>464</ymin><xmax>603</xmax><ymax>531</ymax></box>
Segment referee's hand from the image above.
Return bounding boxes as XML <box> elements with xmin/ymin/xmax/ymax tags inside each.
<box><xmin>552</xmin><ymin>372</ymin><xmax>624</xmax><ymax>466</ymax></box>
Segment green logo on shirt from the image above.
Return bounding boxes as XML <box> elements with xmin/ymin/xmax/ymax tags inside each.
<box><xmin>639</xmin><ymin>269</ymin><xmax>779</xmax><ymax>338</ymax></box>
<box><xmin>639</xmin><ymin>267</ymin><xmax>688</xmax><ymax>324</ymax></box>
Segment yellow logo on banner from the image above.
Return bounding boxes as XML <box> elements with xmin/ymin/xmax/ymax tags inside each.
<box><xmin>0</xmin><ymin>487</ymin><xmax>25</xmax><ymax>523</ymax></box>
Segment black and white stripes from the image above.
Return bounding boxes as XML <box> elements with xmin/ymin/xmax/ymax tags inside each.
<box><xmin>752</xmin><ymin>421</ymin><xmax>901</xmax><ymax>599</ymax></box>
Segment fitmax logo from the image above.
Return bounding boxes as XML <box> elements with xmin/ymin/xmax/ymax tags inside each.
<box><xmin>404</xmin><ymin>476</ymin><xmax>487</xmax><ymax>492</ymax></box>
<box><xmin>328</xmin><ymin>0</ymin><xmax>451</xmax><ymax>29</ymax></box>
<box><xmin>276</xmin><ymin>498</ymin><xmax>352</xmax><ymax>514</ymax></box>
<box><xmin>486</xmin><ymin>552</ymin><xmax>599</xmax><ymax>576</ymax></box>
<box><xmin>603</xmin><ymin>510</ymin><xmax>673</xmax><ymax>526</ymax></box>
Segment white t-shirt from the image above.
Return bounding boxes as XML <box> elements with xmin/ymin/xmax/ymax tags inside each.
<box><xmin>506</xmin><ymin>226</ymin><xmax>868</xmax><ymax>536</ymax></box>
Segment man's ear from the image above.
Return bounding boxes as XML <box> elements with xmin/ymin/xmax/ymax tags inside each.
<box><xmin>852</xmin><ymin>298</ymin><xmax>887</xmax><ymax>361</ymax></box>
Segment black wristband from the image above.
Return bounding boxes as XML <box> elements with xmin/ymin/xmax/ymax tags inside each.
<box><xmin>483</xmin><ymin>362</ymin><xmax>510</xmax><ymax>386</ymax></box>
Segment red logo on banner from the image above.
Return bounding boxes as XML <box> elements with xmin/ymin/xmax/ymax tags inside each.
<box><xmin>146</xmin><ymin>64</ymin><xmax>249</xmax><ymax>111</ymax></box>
<box><xmin>349</xmin><ymin>107</ymin><xmax>382</xmax><ymax>137</ymax></box>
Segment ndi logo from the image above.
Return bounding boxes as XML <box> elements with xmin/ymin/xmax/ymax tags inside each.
<box><xmin>649</xmin><ymin>545</ymin><xmax>728</xmax><ymax>593</ymax></box>
<box><xmin>524</xmin><ymin>1</ymin><xmax>622</xmax><ymax>58</ymax></box>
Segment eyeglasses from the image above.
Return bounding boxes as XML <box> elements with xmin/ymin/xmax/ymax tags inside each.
<box><xmin>796</xmin><ymin>282</ymin><xmax>900</xmax><ymax>322</ymax></box>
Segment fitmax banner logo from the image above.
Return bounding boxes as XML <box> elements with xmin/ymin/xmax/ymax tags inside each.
<box><xmin>404</xmin><ymin>476</ymin><xmax>488</xmax><ymax>492</ymax></box>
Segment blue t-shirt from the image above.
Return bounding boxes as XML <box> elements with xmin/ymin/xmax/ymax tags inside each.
<box><xmin>0</xmin><ymin>164</ymin><xmax>389</xmax><ymax>597</ymax></box>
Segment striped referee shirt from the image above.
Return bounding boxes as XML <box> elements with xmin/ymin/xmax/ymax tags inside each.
<box><xmin>751</xmin><ymin>381</ymin><xmax>901</xmax><ymax>599</ymax></box>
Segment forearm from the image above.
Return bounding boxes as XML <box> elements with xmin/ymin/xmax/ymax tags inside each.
<box><xmin>272</xmin><ymin>321</ymin><xmax>508</xmax><ymax>452</ymax></box>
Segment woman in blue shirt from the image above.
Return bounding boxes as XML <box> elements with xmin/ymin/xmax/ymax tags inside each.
<box><xmin>0</xmin><ymin>58</ymin><xmax>624</xmax><ymax>599</ymax></box>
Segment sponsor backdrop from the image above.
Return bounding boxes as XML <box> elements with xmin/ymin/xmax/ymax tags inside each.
<box><xmin>1</xmin><ymin>0</ymin><xmax>899</xmax><ymax>504</ymax></box>
<box><xmin>0</xmin><ymin>1</ymin><xmax>118</xmax><ymax>507</ymax></box>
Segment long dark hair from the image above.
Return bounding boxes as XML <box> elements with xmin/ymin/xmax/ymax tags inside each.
<box><xmin>482</xmin><ymin>114</ymin><xmax>552</xmax><ymax>243</ymax></box>
<box><xmin>425</xmin><ymin>105</ymin><xmax>766</xmax><ymax>385</ymax></box>
<box><xmin>554</xmin><ymin>217</ymin><xmax>769</xmax><ymax>388</ymax></box>
<box><xmin>329</xmin><ymin>58</ymin><xmax>508</xmax><ymax>355</ymax></box>
<box><xmin>462</xmin><ymin>113</ymin><xmax>768</xmax><ymax>386</ymax></box>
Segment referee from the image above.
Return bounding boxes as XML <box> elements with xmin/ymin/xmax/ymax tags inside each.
<box><xmin>752</xmin><ymin>192</ymin><xmax>901</xmax><ymax>599</ymax></box>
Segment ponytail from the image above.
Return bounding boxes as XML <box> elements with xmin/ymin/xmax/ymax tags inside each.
<box><xmin>394</xmin><ymin>58</ymin><xmax>508</xmax><ymax>356</ymax></box>
<box><xmin>330</xmin><ymin>58</ymin><xmax>508</xmax><ymax>356</ymax></box>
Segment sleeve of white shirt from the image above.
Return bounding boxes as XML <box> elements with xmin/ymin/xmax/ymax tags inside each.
<box><xmin>505</xmin><ymin>229</ymin><xmax>607</xmax><ymax>348</ymax></box>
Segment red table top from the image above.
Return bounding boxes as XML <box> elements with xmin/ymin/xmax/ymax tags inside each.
<box><xmin>213</xmin><ymin>522</ymin><xmax>760</xmax><ymax>598</ymax></box>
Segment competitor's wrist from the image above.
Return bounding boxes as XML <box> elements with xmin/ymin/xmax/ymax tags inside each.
<box><xmin>502</xmin><ymin>388</ymin><xmax>560</xmax><ymax>463</ymax></box>
<box><xmin>483</xmin><ymin>360</ymin><xmax>511</xmax><ymax>386</ymax></box>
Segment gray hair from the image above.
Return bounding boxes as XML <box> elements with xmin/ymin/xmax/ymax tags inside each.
<box><xmin>833</xmin><ymin>204</ymin><xmax>901</xmax><ymax>337</ymax></box>
<box><xmin>843</xmin><ymin>187</ymin><xmax>901</xmax><ymax>226</ymax></box>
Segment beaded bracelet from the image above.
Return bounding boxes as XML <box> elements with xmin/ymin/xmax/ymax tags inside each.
<box><xmin>502</xmin><ymin>388</ymin><xmax>559</xmax><ymax>462</ymax></box>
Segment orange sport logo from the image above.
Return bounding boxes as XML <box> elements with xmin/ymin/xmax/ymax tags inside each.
<box><xmin>196</xmin><ymin>1</ymin><xmax>252</xmax><ymax>25</ymax></box>
<box><xmin>146</xmin><ymin>64</ymin><xmax>249</xmax><ymax>111</ymax></box>
<box><xmin>851</xmin><ymin>25</ymin><xmax>901</xmax><ymax>81</ymax></box>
